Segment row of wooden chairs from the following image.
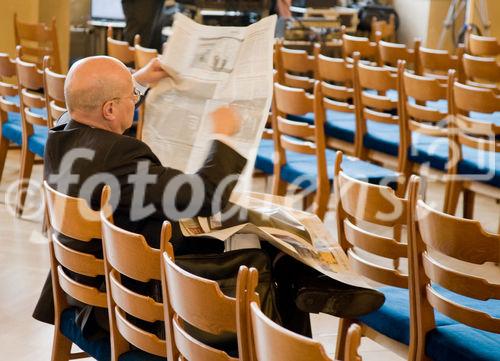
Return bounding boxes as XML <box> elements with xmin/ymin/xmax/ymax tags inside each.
<box><xmin>44</xmin><ymin>180</ymin><xmax>363</xmax><ymax>361</ymax></box>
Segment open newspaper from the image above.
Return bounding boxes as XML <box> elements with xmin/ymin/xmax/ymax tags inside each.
<box><xmin>143</xmin><ymin>13</ymin><xmax>277</xmax><ymax>189</ymax></box>
<box><xmin>179</xmin><ymin>192</ymin><xmax>372</xmax><ymax>289</ymax></box>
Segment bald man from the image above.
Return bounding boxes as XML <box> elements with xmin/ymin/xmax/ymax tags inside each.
<box><xmin>33</xmin><ymin>56</ymin><xmax>247</xmax><ymax>337</ymax></box>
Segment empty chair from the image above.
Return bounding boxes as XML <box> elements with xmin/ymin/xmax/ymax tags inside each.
<box><xmin>244</xmin><ymin>267</ymin><xmax>363</xmax><ymax>361</ymax></box>
<box><xmin>161</xmin><ymin>251</ymin><xmax>251</xmax><ymax>361</ymax></box>
<box><xmin>371</xmin><ymin>14</ymin><xmax>396</xmax><ymax>42</ymax></box>
<box><xmin>408</xmin><ymin>177</ymin><xmax>500</xmax><ymax>361</ymax></box>
<box><xmin>14</xmin><ymin>13</ymin><xmax>61</xmax><ymax>72</ymax></box>
<box><xmin>466</xmin><ymin>26</ymin><xmax>500</xmax><ymax>57</ymax></box>
<box><xmin>107</xmin><ymin>26</ymin><xmax>135</xmax><ymax>67</ymax></box>
<box><xmin>43</xmin><ymin>56</ymin><xmax>66</xmax><ymax>129</ymax></box>
<box><xmin>462</xmin><ymin>53</ymin><xmax>500</xmax><ymax>90</ymax></box>
<box><xmin>100</xmin><ymin>186</ymin><xmax>171</xmax><ymax>361</ymax></box>
<box><xmin>444</xmin><ymin>74</ymin><xmax>500</xmax><ymax>229</ymax></box>
<box><xmin>275</xmin><ymin>41</ymin><xmax>316</xmax><ymax>91</ymax></box>
<box><xmin>334</xmin><ymin>151</ymin><xmax>414</xmax><ymax>360</ymax></box>
<box><xmin>419</xmin><ymin>45</ymin><xmax>464</xmax><ymax>82</ymax></box>
<box><xmin>43</xmin><ymin>181</ymin><xmax>110</xmax><ymax>360</ymax></box>
<box><xmin>342</xmin><ymin>32</ymin><xmax>378</xmax><ymax>64</ymax></box>
<box><xmin>398</xmin><ymin>61</ymin><xmax>450</xmax><ymax>181</ymax></box>
<box><xmin>271</xmin><ymin>81</ymin><xmax>399</xmax><ymax>219</ymax></box>
<box><xmin>15</xmin><ymin>46</ymin><xmax>49</xmax><ymax>217</ymax></box>
<box><xmin>0</xmin><ymin>52</ymin><xmax>20</xmax><ymax>183</ymax></box>
<box><xmin>376</xmin><ymin>37</ymin><xmax>421</xmax><ymax>74</ymax></box>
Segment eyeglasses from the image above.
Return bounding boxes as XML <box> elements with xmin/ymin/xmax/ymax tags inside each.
<box><xmin>109</xmin><ymin>87</ymin><xmax>141</xmax><ymax>105</ymax></box>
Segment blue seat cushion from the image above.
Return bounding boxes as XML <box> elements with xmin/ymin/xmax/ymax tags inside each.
<box><xmin>287</xmin><ymin>110</ymin><xmax>357</xmax><ymax>143</ymax></box>
<box><xmin>2</xmin><ymin>112</ymin><xmax>23</xmax><ymax>145</ymax></box>
<box><xmin>280</xmin><ymin>149</ymin><xmax>399</xmax><ymax>190</ymax></box>
<box><xmin>426</xmin><ymin>324</ymin><xmax>500</xmax><ymax>361</ymax></box>
<box><xmin>409</xmin><ymin>134</ymin><xmax>449</xmax><ymax>171</ymax></box>
<box><xmin>363</xmin><ymin>121</ymin><xmax>400</xmax><ymax>156</ymax></box>
<box><xmin>28</xmin><ymin>125</ymin><xmax>48</xmax><ymax>157</ymax></box>
<box><xmin>119</xmin><ymin>350</ymin><xmax>166</xmax><ymax>361</ymax></box>
<box><xmin>60</xmin><ymin>308</ymin><xmax>111</xmax><ymax>361</ymax></box>
<box><xmin>458</xmin><ymin>145</ymin><xmax>500</xmax><ymax>187</ymax></box>
<box><xmin>255</xmin><ymin>138</ymin><xmax>274</xmax><ymax>175</ymax></box>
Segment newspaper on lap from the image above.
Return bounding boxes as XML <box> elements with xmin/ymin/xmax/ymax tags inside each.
<box><xmin>143</xmin><ymin>13</ymin><xmax>277</xmax><ymax>190</ymax></box>
<box><xmin>179</xmin><ymin>192</ymin><xmax>372</xmax><ymax>289</ymax></box>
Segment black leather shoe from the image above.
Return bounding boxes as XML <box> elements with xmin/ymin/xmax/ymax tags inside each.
<box><xmin>294</xmin><ymin>276</ymin><xmax>385</xmax><ymax>318</ymax></box>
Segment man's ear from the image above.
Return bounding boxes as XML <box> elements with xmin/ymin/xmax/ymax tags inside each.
<box><xmin>102</xmin><ymin>100</ymin><xmax>116</xmax><ymax>121</ymax></box>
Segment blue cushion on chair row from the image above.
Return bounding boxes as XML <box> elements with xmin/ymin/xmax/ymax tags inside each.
<box><xmin>28</xmin><ymin>126</ymin><xmax>48</xmax><ymax>157</ymax></box>
<box><xmin>358</xmin><ymin>285</ymin><xmax>500</xmax><ymax>356</ymax></box>
<box><xmin>255</xmin><ymin>138</ymin><xmax>274</xmax><ymax>175</ymax></box>
<box><xmin>280</xmin><ymin>148</ymin><xmax>399</xmax><ymax>191</ymax></box>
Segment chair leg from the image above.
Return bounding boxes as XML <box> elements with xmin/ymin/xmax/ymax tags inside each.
<box><xmin>0</xmin><ymin>137</ymin><xmax>9</xmax><ymax>183</ymax></box>
<box><xmin>16</xmin><ymin>148</ymin><xmax>35</xmax><ymax>218</ymax></box>
<box><xmin>335</xmin><ymin>318</ymin><xmax>355</xmax><ymax>360</ymax></box>
<box><xmin>444</xmin><ymin>180</ymin><xmax>462</xmax><ymax>215</ymax></box>
<box><xmin>51</xmin><ymin>327</ymin><xmax>72</xmax><ymax>361</ymax></box>
<box><xmin>462</xmin><ymin>189</ymin><xmax>475</xmax><ymax>219</ymax></box>
<box><xmin>272</xmin><ymin>174</ymin><xmax>287</xmax><ymax>196</ymax></box>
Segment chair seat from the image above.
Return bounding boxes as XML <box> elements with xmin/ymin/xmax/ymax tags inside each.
<box><xmin>280</xmin><ymin>149</ymin><xmax>399</xmax><ymax>190</ymax></box>
<box><xmin>255</xmin><ymin>138</ymin><xmax>274</xmax><ymax>175</ymax></box>
<box><xmin>28</xmin><ymin>126</ymin><xmax>48</xmax><ymax>157</ymax></box>
<box><xmin>459</xmin><ymin>145</ymin><xmax>500</xmax><ymax>187</ymax></box>
<box><xmin>119</xmin><ymin>350</ymin><xmax>166</xmax><ymax>361</ymax></box>
<box><xmin>426</xmin><ymin>324</ymin><xmax>500</xmax><ymax>361</ymax></box>
<box><xmin>2</xmin><ymin>113</ymin><xmax>23</xmax><ymax>145</ymax></box>
<box><xmin>409</xmin><ymin>134</ymin><xmax>449</xmax><ymax>171</ymax></box>
<box><xmin>359</xmin><ymin>285</ymin><xmax>500</xmax><ymax>347</ymax></box>
<box><xmin>363</xmin><ymin>121</ymin><xmax>400</xmax><ymax>156</ymax></box>
<box><xmin>287</xmin><ymin>110</ymin><xmax>357</xmax><ymax>143</ymax></box>
<box><xmin>60</xmin><ymin>308</ymin><xmax>111</xmax><ymax>361</ymax></box>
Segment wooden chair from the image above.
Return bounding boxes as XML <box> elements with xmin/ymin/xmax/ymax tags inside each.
<box><xmin>419</xmin><ymin>45</ymin><xmax>464</xmax><ymax>83</ymax></box>
<box><xmin>43</xmin><ymin>181</ymin><xmax>109</xmax><ymax>361</ymax></box>
<box><xmin>100</xmin><ymin>186</ymin><xmax>171</xmax><ymax>360</ymax></box>
<box><xmin>408</xmin><ymin>176</ymin><xmax>500</xmax><ymax>361</ymax></box>
<box><xmin>342</xmin><ymin>31</ymin><xmax>378</xmax><ymax>64</ymax></box>
<box><xmin>243</xmin><ymin>267</ymin><xmax>363</xmax><ymax>361</ymax></box>
<box><xmin>275</xmin><ymin>40</ymin><xmax>316</xmax><ymax>91</ymax></box>
<box><xmin>15</xmin><ymin>46</ymin><xmax>48</xmax><ymax>217</ymax></box>
<box><xmin>462</xmin><ymin>53</ymin><xmax>500</xmax><ymax>90</ymax></box>
<box><xmin>161</xmin><ymin>252</ymin><xmax>251</xmax><ymax>361</ymax></box>
<box><xmin>43</xmin><ymin>56</ymin><xmax>66</xmax><ymax>129</ymax></box>
<box><xmin>371</xmin><ymin>14</ymin><xmax>396</xmax><ymax>42</ymax></box>
<box><xmin>465</xmin><ymin>26</ymin><xmax>500</xmax><ymax>57</ymax></box>
<box><xmin>333</xmin><ymin>151</ymin><xmax>414</xmax><ymax>361</ymax></box>
<box><xmin>397</xmin><ymin>61</ymin><xmax>450</xmax><ymax>187</ymax></box>
<box><xmin>352</xmin><ymin>53</ymin><xmax>403</xmax><ymax>175</ymax></box>
<box><xmin>271</xmin><ymin>81</ymin><xmax>399</xmax><ymax>220</ymax></box>
<box><xmin>14</xmin><ymin>13</ymin><xmax>61</xmax><ymax>73</ymax></box>
<box><xmin>0</xmin><ymin>53</ymin><xmax>20</xmax><ymax>183</ymax></box>
<box><xmin>313</xmin><ymin>45</ymin><xmax>357</xmax><ymax>155</ymax></box>
<box><xmin>107</xmin><ymin>26</ymin><xmax>135</xmax><ymax>66</ymax></box>
<box><xmin>444</xmin><ymin>73</ymin><xmax>500</xmax><ymax>231</ymax></box>
<box><xmin>376</xmin><ymin>37</ymin><xmax>421</xmax><ymax>74</ymax></box>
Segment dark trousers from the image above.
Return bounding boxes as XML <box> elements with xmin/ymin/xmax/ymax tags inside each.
<box><xmin>121</xmin><ymin>0</ymin><xmax>164</xmax><ymax>51</ymax></box>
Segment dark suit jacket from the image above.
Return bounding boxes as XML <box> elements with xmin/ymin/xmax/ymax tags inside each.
<box><xmin>33</xmin><ymin>116</ymin><xmax>246</xmax><ymax>336</ymax></box>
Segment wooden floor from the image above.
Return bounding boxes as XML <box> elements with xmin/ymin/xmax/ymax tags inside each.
<box><xmin>0</xmin><ymin>149</ymin><xmax>498</xmax><ymax>360</ymax></box>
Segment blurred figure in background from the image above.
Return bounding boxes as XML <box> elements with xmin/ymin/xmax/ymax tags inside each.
<box><xmin>122</xmin><ymin>0</ymin><xmax>165</xmax><ymax>51</ymax></box>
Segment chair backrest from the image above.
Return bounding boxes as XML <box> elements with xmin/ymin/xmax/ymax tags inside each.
<box><xmin>342</xmin><ymin>33</ymin><xmax>378</xmax><ymax>63</ymax></box>
<box><xmin>407</xmin><ymin>176</ymin><xmax>500</xmax><ymax>358</ymax></box>
<box><xmin>133</xmin><ymin>34</ymin><xmax>158</xmax><ymax>70</ymax></box>
<box><xmin>275</xmin><ymin>41</ymin><xmax>316</xmax><ymax>90</ymax></box>
<box><xmin>42</xmin><ymin>56</ymin><xmax>66</xmax><ymax>129</ymax></box>
<box><xmin>14</xmin><ymin>13</ymin><xmax>61</xmax><ymax>73</ymax></box>
<box><xmin>245</xmin><ymin>267</ymin><xmax>363</xmax><ymax>361</ymax></box>
<box><xmin>376</xmin><ymin>38</ymin><xmax>421</xmax><ymax>74</ymax></box>
<box><xmin>352</xmin><ymin>53</ymin><xmax>400</xmax><ymax>156</ymax></box>
<box><xmin>0</xmin><ymin>53</ymin><xmax>19</xmax><ymax>122</ymax></box>
<box><xmin>334</xmin><ymin>151</ymin><xmax>408</xmax><ymax>288</ymax></box>
<box><xmin>462</xmin><ymin>53</ymin><xmax>500</xmax><ymax>90</ymax></box>
<box><xmin>466</xmin><ymin>26</ymin><xmax>500</xmax><ymax>57</ymax></box>
<box><xmin>43</xmin><ymin>181</ymin><xmax>106</xmax><ymax>319</ymax></box>
<box><xmin>162</xmin><ymin>251</ymin><xmax>249</xmax><ymax>361</ymax></box>
<box><xmin>107</xmin><ymin>26</ymin><xmax>135</xmax><ymax>65</ymax></box>
<box><xmin>100</xmin><ymin>186</ymin><xmax>171</xmax><ymax>360</ymax></box>
<box><xmin>419</xmin><ymin>45</ymin><xmax>464</xmax><ymax>82</ymax></box>
<box><xmin>371</xmin><ymin>14</ymin><xmax>396</xmax><ymax>42</ymax></box>
<box><xmin>15</xmin><ymin>46</ymin><xmax>48</xmax><ymax>141</ymax></box>
<box><xmin>448</xmin><ymin>72</ymin><xmax>500</xmax><ymax>175</ymax></box>
<box><xmin>398</xmin><ymin>61</ymin><xmax>450</xmax><ymax>164</ymax></box>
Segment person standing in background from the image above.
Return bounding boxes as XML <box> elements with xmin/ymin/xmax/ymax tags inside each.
<box><xmin>122</xmin><ymin>0</ymin><xmax>165</xmax><ymax>52</ymax></box>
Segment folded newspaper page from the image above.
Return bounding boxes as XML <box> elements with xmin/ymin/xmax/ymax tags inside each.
<box><xmin>179</xmin><ymin>192</ymin><xmax>371</xmax><ymax>288</ymax></box>
<box><xmin>143</xmin><ymin>13</ymin><xmax>277</xmax><ymax>190</ymax></box>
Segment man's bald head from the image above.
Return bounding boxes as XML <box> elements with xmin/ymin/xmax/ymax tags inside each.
<box><xmin>64</xmin><ymin>56</ymin><xmax>132</xmax><ymax>115</ymax></box>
